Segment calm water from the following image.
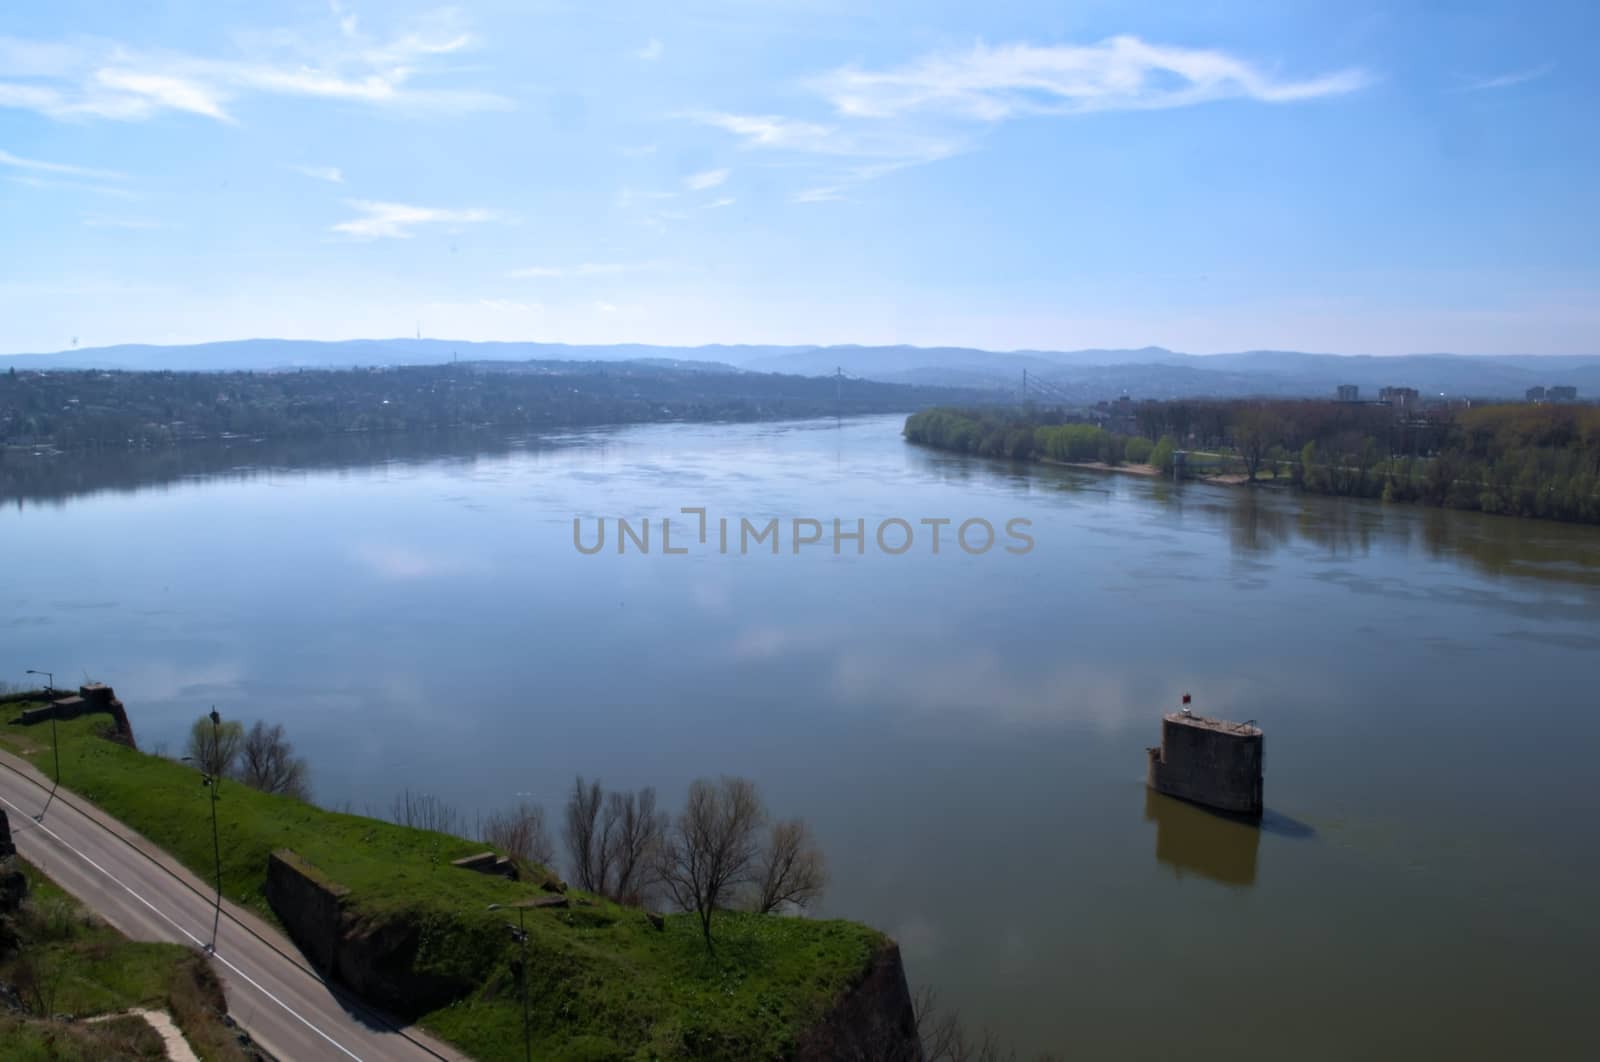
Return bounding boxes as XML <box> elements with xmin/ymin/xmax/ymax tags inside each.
<box><xmin>5</xmin><ymin>414</ymin><xmax>1598</xmax><ymax>1059</ymax></box>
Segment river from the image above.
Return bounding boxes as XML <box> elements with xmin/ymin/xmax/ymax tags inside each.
<box><xmin>4</xmin><ymin>413</ymin><xmax>1596</xmax><ymax>1059</ymax></box>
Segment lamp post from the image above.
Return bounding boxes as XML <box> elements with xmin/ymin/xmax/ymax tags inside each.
<box><xmin>24</xmin><ymin>670</ymin><xmax>59</xmax><ymax>821</ymax></box>
<box><xmin>182</xmin><ymin>707</ymin><xmax>225</xmax><ymax>953</ymax></box>
<box><xmin>487</xmin><ymin>903</ymin><xmax>531</xmax><ymax>1062</ymax></box>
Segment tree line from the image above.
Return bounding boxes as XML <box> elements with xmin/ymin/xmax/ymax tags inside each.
<box><xmin>185</xmin><ymin>716</ymin><xmax>311</xmax><ymax>801</ymax></box>
<box><xmin>388</xmin><ymin>774</ymin><xmax>825</xmax><ymax>953</ymax></box>
<box><xmin>0</xmin><ymin>362</ymin><xmax>979</xmax><ymax>452</ymax></box>
<box><xmin>906</xmin><ymin>400</ymin><xmax>1600</xmax><ymax>525</ymax></box>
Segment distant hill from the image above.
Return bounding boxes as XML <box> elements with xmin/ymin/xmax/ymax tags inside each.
<box><xmin>4</xmin><ymin>338</ymin><xmax>1598</xmax><ymax>400</ymax></box>
<box><xmin>0</xmin><ymin>338</ymin><xmax>817</xmax><ymax>373</ymax></box>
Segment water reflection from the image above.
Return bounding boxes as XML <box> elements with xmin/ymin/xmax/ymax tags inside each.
<box><xmin>0</xmin><ymin>428</ymin><xmax>568</xmax><ymax>507</ymax></box>
<box><xmin>1226</xmin><ymin>490</ymin><xmax>1294</xmax><ymax>554</ymax></box>
<box><xmin>1143</xmin><ymin>789</ymin><xmax>1261</xmax><ymax>887</ymax></box>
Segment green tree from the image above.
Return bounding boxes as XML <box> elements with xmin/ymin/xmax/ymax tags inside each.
<box><xmin>1150</xmin><ymin>436</ymin><xmax>1176</xmax><ymax>474</ymax></box>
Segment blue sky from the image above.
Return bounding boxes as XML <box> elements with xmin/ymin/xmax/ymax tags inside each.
<box><xmin>1</xmin><ymin>0</ymin><xmax>1595</xmax><ymax>356</ymax></box>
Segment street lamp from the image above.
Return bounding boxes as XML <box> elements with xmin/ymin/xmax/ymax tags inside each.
<box><xmin>182</xmin><ymin>707</ymin><xmax>225</xmax><ymax>953</ymax></box>
<box><xmin>487</xmin><ymin>903</ymin><xmax>531</xmax><ymax>1062</ymax></box>
<box><xmin>24</xmin><ymin>669</ymin><xmax>59</xmax><ymax>821</ymax></box>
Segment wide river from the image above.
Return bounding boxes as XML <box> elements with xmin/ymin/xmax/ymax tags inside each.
<box><xmin>4</xmin><ymin>413</ymin><xmax>1597</xmax><ymax>1059</ymax></box>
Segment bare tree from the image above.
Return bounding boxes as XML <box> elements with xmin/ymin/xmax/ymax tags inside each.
<box><xmin>1232</xmin><ymin>407</ymin><xmax>1283</xmax><ymax>483</ymax></box>
<box><xmin>563</xmin><ymin>775</ymin><xmax>615</xmax><ymax>893</ymax></box>
<box><xmin>604</xmin><ymin>787</ymin><xmax>667</xmax><ymax>904</ymax></box>
<box><xmin>482</xmin><ymin>801</ymin><xmax>556</xmax><ymax>869</ymax></box>
<box><xmin>657</xmin><ymin>776</ymin><xmax>765</xmax><ymax>952</ymax></box>
<box><xmin>388</xmin><ymin>789</ymin><xmax>461</xmax><ymax>835</ymax></box>
<box><xmin>754</xmin><ymin>818</ymin><xmax>826</xmax><ymax>914</ymax></box>
<box><xmin>185</xmin><ymin>715</ymin><xmax>243</xmax><ymax>779</ymax></box>
<box><xmin>236</xmin><ymin>721</ymin><xmax>311</xmax><ymax>800</ymax></box>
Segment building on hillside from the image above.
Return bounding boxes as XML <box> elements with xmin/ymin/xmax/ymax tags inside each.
<box><xmin>1379</xmin><ymin>386</ymin><xmax>1419</xmax><ymax>410</ymax></box>
<box><xmin>1336</xmin><ymin>384</ymin><xmax>1360</xmax><ymax>402</ymax></box>
<box><xmin>1526</xmin><ymin>386</ymin><xmax>1547</xmax><ymax>401</ymax></box>
<box><xmin>1549</xmin><ymin>385</ymin><xmax>1578</xmax><ymax>402</ymax></box>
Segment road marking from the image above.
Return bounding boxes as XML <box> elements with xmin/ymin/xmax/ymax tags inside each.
<box><xmin>0</xmin><ymin>790</ymin><xmax>362</xmax><ymax>1061</ymax></box>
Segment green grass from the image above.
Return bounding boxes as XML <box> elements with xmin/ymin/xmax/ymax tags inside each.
<box><xmin>3</xmin><ymin>859</ymin><xmax>191</xmax><ymax>1018</ymax></box>
<box><xmin>0</xmin><ymin>1012</ymin><xmax>166</xmax><ymax>1061</ymax></box>
<box><xmin>0</xmin><ymin>712</ymin><xmax>885</xmax><ymax>1060</ymax></box>
<box><xmin>0</xmin><ymin>857</ymin><xmax>250</xmax><ymax>1060</ymax></box>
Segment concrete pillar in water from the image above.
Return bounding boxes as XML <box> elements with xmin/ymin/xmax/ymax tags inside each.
<box><xmin>1146</xmin><ymin>710</ymin><xmax>1263</xmax><ymax>817</ymax></box>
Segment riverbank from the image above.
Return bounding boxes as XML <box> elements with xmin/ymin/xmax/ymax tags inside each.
<box><xmin>1038</xmin><ymin>454</ymin><xmax>1295</xmax><ymax>487</ymax></box>
<box><xmin>0</xmin><ymin>710</ymin><xmax>914</xmax><ymax>1061</ymax></box>
<box><xmin>906</xmin><ymin>405</ymin><xmax>1600</xmax><ymax>526</ymax></box>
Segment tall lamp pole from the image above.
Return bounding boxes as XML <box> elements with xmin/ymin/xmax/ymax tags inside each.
<box><xmin>487</xmin><ymin>904</ymin><xmax>531</xmax><ymax>1062</ymax></box>
<box><xmin>183</xmin><ymin>707</ymin><xmax>225</xmax><ymax>952</ymax></box>
<box><xmin>24</xmin><ymin>670</ymin><xmax>58</xmax><ymax>821</ymax></box>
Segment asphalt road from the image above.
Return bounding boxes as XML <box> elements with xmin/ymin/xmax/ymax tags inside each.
<box><xmin>0</xmin><ymin>748</ymin><xmax>468</xmax><ymax>1062</ymax></box>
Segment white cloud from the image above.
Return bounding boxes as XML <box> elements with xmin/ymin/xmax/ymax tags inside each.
<box><xmin>794</xmin><ymin>186</ymin><xmax>845</xmax><ymax>204</ymax></box>
<box><xmin>292</xmin><ymin>164</ymin><xmax>344</xmax><ymax>183</ymax></box>
<box><xmin>689</xmin><ymin>112</ymin><xmax>840</xmax><ymax>151</ymax></box>
<box><xmin>0</xmin><ymin>148</ymin><xmax>126</xmax><ymax>180</ymax></box>
<box><xmin>687</xmin><ymin>110</ymin><xmax>961</xmax><ymax>197</ymax></box>
<box><xmin>94</xmin><ymin>69</ymin><xmax>234</xmax><ymax>121</ymax></box>
<box><xmin>0</xmin><ymin>11</ymin><xmax>508</xmax><ymax>124</ymax></box>
<box><xmin>329</xmin><ymin>0</ymin><xmax>360</xmax><ymax>39</ymax></box>
<box><xmin>684</xmin><ymin>167</ymin><xmax>729</xmax><ymax>190</ymax></box>
<box><xmin>691</xmin><ymin>37</ymin><xmax>1367</xmax><ymax>201</ymax></box>
<box><xmin>811</xmin><ymin>36</ymin><xmax>1371</xmax><ymax>120</ymax></box>
<box><xmin>687</xmin><ymin>110</ymin><xmax>962</xmax><ymax>165</ymax></box>
<box><xmin>704</xmin><ymin>197</ymin><xmax>735</xmax><ymax>209</ymax></box>
<box><xmin>635</xmin><ymin>39</ymin><xmax>664</xmax><ymax>61</ymax></box>
<box><xmin>332</xmin><ymin>200</ymin><xmax>498</xmax><ymax>239</ymax></box>
<box><xmin>1462</xmin><ymin>62</ymin><xmax>1554</xmax><ymax>91</ymax></box>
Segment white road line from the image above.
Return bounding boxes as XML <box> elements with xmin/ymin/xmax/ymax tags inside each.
<box><xmin>0</xmin><ymin>791</ymin><xmax>362</xmax><ymax>1062</ymax></box>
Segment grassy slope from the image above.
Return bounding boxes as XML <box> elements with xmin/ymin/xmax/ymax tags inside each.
<box><xmin>1</xmin><ymin>858</ymin><xmax>250</xmax><ymax>1061</ymax></box>
<box><xmin>0</xmin><ymin>1013</ymin><xmax>165</xmax><ymax>1061</ymax></box>
<box><xmin>0</xmin><ymin>714</ymin><xmax>882</xmax><ymax>1061</ymax></box>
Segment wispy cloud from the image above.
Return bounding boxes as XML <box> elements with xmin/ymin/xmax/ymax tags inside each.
<box><xmin>794</xmin><ymin>186</ymin><xmax>845</xmax><ymax>204</ymax></box>
<box><xmin>0</xmin><ymin>9</ymin><xmax>509</xmax><ymax>124</ymax></box>
<box><xmin>684</xmin><ymin>167</ymin><xmax>729</xmax><ymax>190</ymax></box>
<box><xmin>693</xmin><ymin>35</ymin><xmax>1368</xmax><ymax>200</ymax></box>
<box><xmin>332</xmin><ymin>200</ymin><xmax>498</xmax><ymax>239</ymax></box>
<box><xmin>688</xmin><ymin>109</ymin><xmax>961</xmax><ymax>198</ymax></box>
<box><xmin>329</xmin><ymin>0</ymin><xmax>360</xmax><ymax>39</ymax></box>
<box><xmin>0</xmin><ymin>148</ymin><xmax>126</xmax><ymax>180</ymax></box>
<box><xmin>508</xmin><ymin>262</ymin><xmax>657</xmax><ymax>279</ymax></box>
<box><xmin>1462</xmin><ymin>62</ymin><xmax>1555</xmax><ymax>91</ymax></box>
<box><xmin>292</xmin><ymin>164</ymin><xmax>344</xmax><ymax>183</ymax></box>
<box><xmin>811</xmin><ymin>36</ymin><xmax>1371</xmax><ymax>120</ymax></box>
<box><xmin>636</xmin><ymin>39</ymin><xmax>664</xmax><ymax>61</ymax></box>
<box><xmin>8</xmin><ymin>174</ymin><xmax>137</xmax><ymax>199</ymax></box>
<box><xmin>689</xmin><ymin>112</ymin><xmax>840</xmax><ymax>152</ymax></box>
<box><xmin>94</xmin><ymin>69</ymin><xmax>233</xmax><ymax>121</ymax></box>
<box><xmin>687</xmin><ymin>110</ymin><xmax>963</xmax><ymax>164</ymax></box>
